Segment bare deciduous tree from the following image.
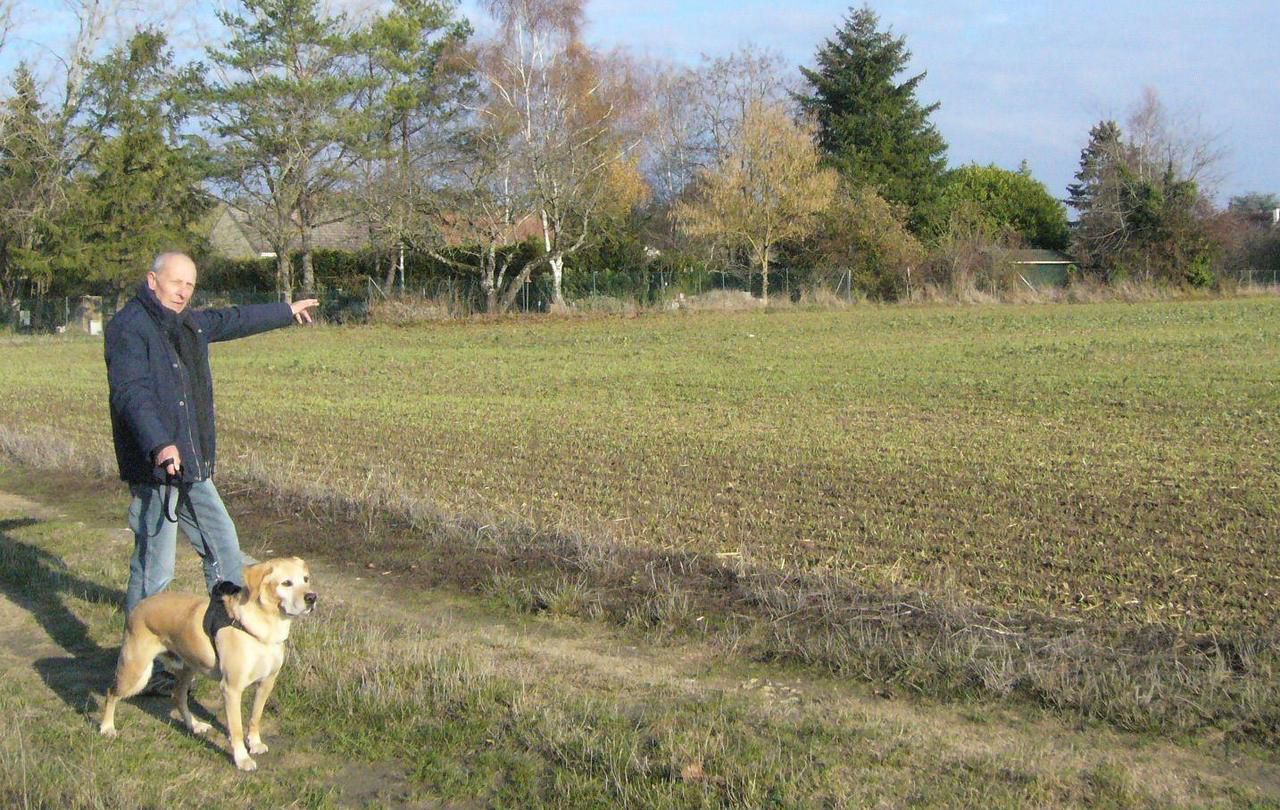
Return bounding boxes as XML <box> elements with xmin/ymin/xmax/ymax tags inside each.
<box><xmin>642</xmin><ymin>47</ymin><xmax>790</xmax><ymax>275</ymax></box>
<box><xmin>1125</xmin><ymin>86</ymin><xmax>1225</xmax><ymax>193</ymax></box>
<box><xmin>421</xmin><ymin>110</ymin><xmax>536</xmax><ymax>313</ymax></box>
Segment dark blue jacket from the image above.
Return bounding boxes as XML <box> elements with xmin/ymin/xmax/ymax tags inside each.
<box><xmin>105</xmin><ymin>285</ymin><xmax>295</xmax><ymax>484</ymax></box>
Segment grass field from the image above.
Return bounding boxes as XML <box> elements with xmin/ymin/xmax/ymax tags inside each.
<box><xmin>3</xmin><ymin>471</ymin><xmax>1277</xmax><ymax>808</ymax></box>
<box><xmin>3</xmin><ymin>300</ymin><xmax>1276</xmax><ymax>632</ymax></box>
<box><xmin>3</xmin><ymin>298</ymin><xmax>1280</xmax><ymax>740</ymax></box>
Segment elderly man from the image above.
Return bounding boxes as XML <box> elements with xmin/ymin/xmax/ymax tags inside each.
<box><xmin>105</xmin><ymin>252</ymin><xmax>316</xmax><ymax>690</ymax></box>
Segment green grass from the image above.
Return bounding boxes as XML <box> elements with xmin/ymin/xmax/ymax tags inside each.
<box><xmin>3</xmin><ymin>300</ymin><xmax>1277</xmax><ymax>632</ymax></box>
<box><xmin>2</xmin><ymin>299</ymin><xmax>1279</xmax><ymax>741</ymax></box>
<box><xmin>2</xmin><ymin>474</ymin><xmax>1273</xmax><ymax>807</ymax></box>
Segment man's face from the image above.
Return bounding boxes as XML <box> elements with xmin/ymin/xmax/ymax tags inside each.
<box><xmin>148</xmin><ymin>257</ymin><xmax>197</xmax><ymax>314</ymax></box>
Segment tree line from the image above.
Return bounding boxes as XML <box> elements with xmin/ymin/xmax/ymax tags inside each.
<box><xmin>1</xmin><ymin>1</ymin><xmax>1276</xmax><ymax>312</ymax></box>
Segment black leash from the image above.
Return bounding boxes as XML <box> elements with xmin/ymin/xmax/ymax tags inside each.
<box><xmin>161</xmin><ymin>458</ymin><xmax>183</xmax><ymax>524</ymax></box>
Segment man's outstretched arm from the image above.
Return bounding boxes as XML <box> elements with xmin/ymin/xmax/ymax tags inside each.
<box><xmin>196</xmin><ymin>299</ymin><xmax>319</xmax><ymax>343</ymax></box>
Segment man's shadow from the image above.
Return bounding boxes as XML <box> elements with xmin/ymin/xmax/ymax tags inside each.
<box><xmin>0</xmin><ymin>518</ymin><xmax>222</xmax><ymax>750</ymax></box>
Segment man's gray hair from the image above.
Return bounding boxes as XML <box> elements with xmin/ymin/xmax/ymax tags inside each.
<box><xmin>151</xmin><ymin>252</ymin><xmax>192</xmax><ymax>277</ymax></box>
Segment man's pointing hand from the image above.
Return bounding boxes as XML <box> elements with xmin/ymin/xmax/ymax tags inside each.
<box><xmin>291</xmin><ymin>299</ymin><xmax>319</xmax><ymax>324</ymax></box>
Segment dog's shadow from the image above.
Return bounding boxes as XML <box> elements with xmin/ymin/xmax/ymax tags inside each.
<box><xmin>0</xmin><ymin>521</ymin><xmax>225</xmax><ymax>753</ymax></box>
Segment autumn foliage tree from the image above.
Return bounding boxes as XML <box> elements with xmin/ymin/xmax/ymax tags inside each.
<box><xmin>645</xmin><ymin>48</ymin><xmax>790</xmax><ymax>269</ymax></box>
<box><xmin>811</xmin><ymin>182</ymin><xmax>923</xmax><ymax>300</ymax></box>
<box><xmin>677</xmin><ymin>101</ymin><xmax>838</xmax><ymax>304</ymax></box>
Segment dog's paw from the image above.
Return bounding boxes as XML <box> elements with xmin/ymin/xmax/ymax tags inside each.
<box><xmin>235</xmin><ymin>755</ymin><xmax>258</xmax><ymax>772</ymax></box>
<box><xmin>248</xmin><ymin>740</ymin><xmax>268</xmax><ymax>755</ymax></box>
<box><xmin>189</xmin><ymin>720</ymin><xmax>212</xmax><ymax>735</ymax></box>
<box><xmin>99</xmin><ymin>725</ymin><xmax>117</xmax><ymax>739</ymax></box>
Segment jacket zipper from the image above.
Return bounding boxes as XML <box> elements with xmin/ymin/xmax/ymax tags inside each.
<box><xmin>171</xmin><ymin>340</ymin><xmax>206</xmax><ymax>481</ymax></box>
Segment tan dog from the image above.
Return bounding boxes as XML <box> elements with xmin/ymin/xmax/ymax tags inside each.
<box><xmin>99</xmin><ymin>557</ymin><xmax>317</xmax><ymax>771</ymax></box>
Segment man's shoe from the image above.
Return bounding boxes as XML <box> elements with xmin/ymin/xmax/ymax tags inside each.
<box><xmin>138</xmin><ymin>668</ymin><xmax>177</xmax><ymax>697</ymax></box>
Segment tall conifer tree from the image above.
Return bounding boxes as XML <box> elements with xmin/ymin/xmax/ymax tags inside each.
<box><xmin>1066</xmin><ymin>120</ymin><xmax>1124</xmax><ymax>217</ymax></box>
<box><xmin>0</xmin><ymin>64</ymin><xmax>59</xmax><ymax>298</ymax></box>
<box><xmin>68</xmin><ymin>31</ymin><xmax>207</xmax><ymax>292</ymax></box>
<box><xmin>200</xmin><ymin>0</ymin><xmax>373</xmax><ymax>299</ymax></box>
<box><xmin>796</xmin><ymin>5</ymin><xmax>947</xmax><ymax>231</ymax></box>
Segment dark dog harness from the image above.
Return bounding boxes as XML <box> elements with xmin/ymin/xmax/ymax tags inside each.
<box><xmin>203</xmin><ymin>581</ymin><xmax>248</xmax><ymax>661</ymax></box>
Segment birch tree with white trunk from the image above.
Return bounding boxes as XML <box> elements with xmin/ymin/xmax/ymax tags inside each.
<box><xmin>476</xmin><ymin>0</ymin><xmax>645</xmax><ymax>311</ymax></box>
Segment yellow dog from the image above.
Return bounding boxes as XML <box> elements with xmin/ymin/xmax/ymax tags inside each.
<box><xmin>99</xmin><ymin>557</ymin><xmax>317</xmax><ymax>771</ymax></box>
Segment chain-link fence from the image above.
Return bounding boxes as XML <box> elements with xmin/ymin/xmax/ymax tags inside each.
<box><xmin>1</xmin><ymin>286</ymin><xmax>370</xmax><ymax>334</ymax></box>
<box><xmin>1</xmin><ymin>295</ymin><xmax>116</xmax><ymax>334</ymax></box>
<box><xmin>0</xmin><ymin>268</ymin><xmax>766</xmax><ymax>333</ymax></box>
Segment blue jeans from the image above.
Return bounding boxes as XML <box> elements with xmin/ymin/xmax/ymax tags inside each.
<box><xmin>125</xmin><ymin>479</ymin><xmax>246</xmax><ymax>614</ymax></box>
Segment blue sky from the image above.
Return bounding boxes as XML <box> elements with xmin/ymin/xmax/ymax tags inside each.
<box><xmin>8</xmin><ymin>0</ymin><xmax>1276</xmax><ymax>204</ymax></box>
<box><xmin>548</xmin><ymin>0</ymin><xmax>1278</xmax><ymax>204</ymax></box>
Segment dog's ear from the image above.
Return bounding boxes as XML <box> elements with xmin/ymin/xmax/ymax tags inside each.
<box><xmin>211</xmin><ymin>581</ymin><xmax>243</xmax><ymax>598</ymax></box>
<box><xmin>243</xmin><ymin>561</ymin><xmax>274</xmax><ymax>598</ymax></box>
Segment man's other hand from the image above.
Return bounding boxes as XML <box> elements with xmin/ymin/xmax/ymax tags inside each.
<box><xmin>292</xmin><ymin>299</ymin><xmax>320</xmax><ymax>324</ymax></box>
<box><xmin>155</xmin><ymin>445</ymin><xmax>182</xmax><ymax>475</ymax></box>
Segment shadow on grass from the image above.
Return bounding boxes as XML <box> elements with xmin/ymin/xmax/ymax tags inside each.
<box><xmin>0</xmin><ymin>518</ymin><xmax>222</xmax><ymax>751</ymax></box>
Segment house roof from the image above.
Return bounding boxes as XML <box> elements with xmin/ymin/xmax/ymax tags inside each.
<box><xmin>203</xmin><ymin>205</ymin><xmax>267</xmax><ymax>260</ymax></box>
<box><xmin>203</xmin><ymin>204</ymin><xmax>375</xmax><ymax>259</ymax></box>
<box><xmin>1240</xmin><ymin>208</ymin><xmax>1280</xmax><ymax>227</ymax></box>
<box><xmin>431</xmin><ymin>210</ymin><xmax>544</xmax><ymax>247</ymax></box>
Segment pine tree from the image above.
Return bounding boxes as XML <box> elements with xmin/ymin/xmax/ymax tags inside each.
<box><xmin>0</xmin><ymin>64</ymin><xmax>61</xmax><ymax>298</ymax></box>
<box><xmin>796</xmin><ymin>5</ymin><xmax>947</xmax><ymax>231</ymax></box>
<box><xmin>353</xmin><ymin>0</ymin><xmax>473</xmax><ymax>290</ymax></box>
<box><xmin>65</xmin><ymin>31</ymin><xmax>208</xmax><ymax>293</ymax></box>
<box><xmin>1066</xmin><ymin>120</ymin><xmax>1123</xmax><ymax>216</ymax></box>
<box><xmin>200</xmin><ymin>0</ymin><xmax>375</xmax><ymax>299</ymax></box>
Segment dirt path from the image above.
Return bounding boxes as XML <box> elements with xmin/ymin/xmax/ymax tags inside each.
<box><xmin>0</xmin><ymin>492</ymin><xmax>79</xmax><ymax>672</ymax></box>
<box><xmin>3</xmin><ymin>486</ymin><xmax>1279</xmax><ymax>807</ymax></box>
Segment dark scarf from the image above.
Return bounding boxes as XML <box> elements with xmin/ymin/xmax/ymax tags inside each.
<box><xmin>138</xmin><ymin>283</ymin><xmax>215</xmax><ymax>473</ymax></box>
